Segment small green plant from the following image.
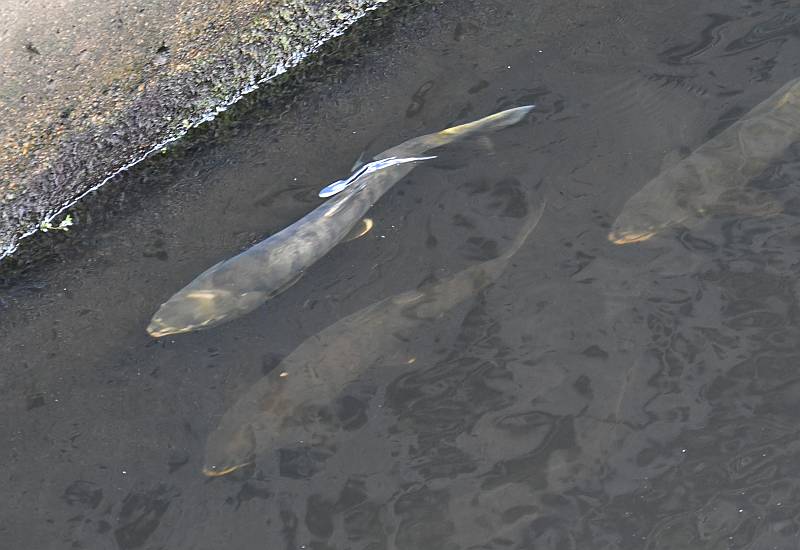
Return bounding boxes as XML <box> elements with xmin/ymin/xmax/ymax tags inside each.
<box><xmin>40</xmin><ymin>214</ymin><xmax>74</xmax><ymax>233</ymax></box>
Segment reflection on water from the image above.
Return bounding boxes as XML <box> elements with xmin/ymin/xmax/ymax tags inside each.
<box><xmin>4</xmin><ymin>1</ymin><xmax>800</xmax><ymax>549</ymax></box>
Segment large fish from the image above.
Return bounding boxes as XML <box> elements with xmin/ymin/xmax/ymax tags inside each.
<box><xmin>609</xmin><ymin>77</ymin><xmax>800</xmax><ymax>245</ymax></box>
<box><xmin>201</xmin><ymin>190</ymin><xmax>545</xmax><ymax>477</ymax></box>
<box><xmin>147</xmin><ymin>106</ymin><xmax>534</xmax><ymax>337</ymax></box>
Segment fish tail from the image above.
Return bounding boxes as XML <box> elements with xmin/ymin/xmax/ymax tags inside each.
<box><xmin>501</xmin><ymin>195</ymin><xmax>546</xmax><ymax>260</ymax></box>
<box><xmin>412</xmin><ymin>186</ymin><xmax>545</xmax><ymax>316</ymax></box>
<box><xmin>377</xmin><ymin>106</ymin><xmax>534</xmax><ymax>160</ymax></box>
<box><xmin>464</xmin><ymin>190</ymin><xmax>546</xmax><ymax>283</ymax></box>
<box><xmin>439</xmin><ymin>105</ymin><xmax>535</xmax><ymax>138</ymax></box>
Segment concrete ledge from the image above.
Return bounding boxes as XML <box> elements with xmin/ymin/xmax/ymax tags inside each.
<box><xmin>0</xmin><ymin>0</ymin><xmax>391</xmax><ymax>259</ymax></box>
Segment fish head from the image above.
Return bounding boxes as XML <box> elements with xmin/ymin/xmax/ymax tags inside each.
<box><xmin>607</xmin><ymin>191</ymin><xmax>689</xmax><ymax>245</ymax></box>
<box><xmin>203</xmin><ymin>423</ymin><xmax>257</xmax><ymax>477</ymax></box>
<box><xmin>147</xmin><ymin>287</ymin><xmax>268</xmax><ymax>337</ymax></box>
<box><xmin>608</xmin><ymin>207</ymin><xmax>686</xmax><ymax>244</ymax></box>
<box><xmin>607</xmin><ymin>219</ymin><xmax>662</xmax><ymax>245</ymax></box>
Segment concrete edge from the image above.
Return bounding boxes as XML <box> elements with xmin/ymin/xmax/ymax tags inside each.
<box><xmin>1</xmin><ymin>0</ymin><xmax>398</xmax><ymax>260</ymax></box>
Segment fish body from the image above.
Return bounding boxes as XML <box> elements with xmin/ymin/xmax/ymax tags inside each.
<box><xmin>148</xmin><ymin>106</ymin><xmax>534</xmax><ymax>337</ymax></box>
<box><xmin>202</xmin><ymin>192</ymin><xmax>545</xmax><ymax>476</ymax></box>
<box><xmin>609</xmin><ymin>77</ymin><xmax>800</xmax><ymax>244</ymax></box>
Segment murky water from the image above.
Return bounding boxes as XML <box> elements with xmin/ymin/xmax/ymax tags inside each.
<box><xmin>4</xmin><ymin>0</ymin><xmax>800</xmax><ymax>548</ymax></box>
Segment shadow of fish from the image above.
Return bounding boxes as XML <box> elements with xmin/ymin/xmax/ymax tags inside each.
<box><xmin>202</xmin><ymin>191</ymin><xmax>545</xmax><ymax>477</ymax></box>
<box><xmin>147</xmin><ymin>106</ymin><xmax>535</xmax><ymax>337</ymax></box>
<box><xmin>609</xmin><ymin>77</ymin><xmax>800</xmax><ymax>244</ymax></box>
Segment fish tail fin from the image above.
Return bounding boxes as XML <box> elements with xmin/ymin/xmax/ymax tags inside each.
<box><xmin>377</xmin><ymin>106</ymin><xmax>534</xmax><ymax>159</ymax></box>
<box><xmin>351</xmin><ymin>150</ymin><xmax>368</xmax><ymax>173</ymax></box>
<box><xmin>439</xmin><ymin>105</ymin><xmax>535</xmax><ymax>138</ymax></box>
<box><xmin>501</xmin><ymin>193</ymin><xmax>546</xmax><ymax>261</ymax></box>
<box><xmin>409</xmin><ymin>183</ymin><xmax>546</xmax><ymax>317</ymax></box>
<box><xmin>460</xmin><ymin>185</ymin><xmax>547</xmax><ymax>287</ymax></box>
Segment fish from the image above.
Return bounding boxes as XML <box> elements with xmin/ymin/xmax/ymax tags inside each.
<box><xmin>319</xmin><ymin>155</ymin><xmax>438</xmax><ymax>198</ymax></box>
<box><xmin>609</xmin><ymin>77</ymin><xmax>800</xmax><ymax>244</ymax></box>
<box><xmin>147</xmin><ymin>106</ymin><xmax>535</xmax><ymax>337</ymax></box>
<box><xmin>201</xmin><ymin>190</ymin><xmax>546</xmax><ymax>477</ymax></box>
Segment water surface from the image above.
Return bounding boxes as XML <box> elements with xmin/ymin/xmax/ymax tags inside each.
<box><xmin>3</xmin><ymin>1</ymin><xmax>800</xmax><ymax>548</ymax></box>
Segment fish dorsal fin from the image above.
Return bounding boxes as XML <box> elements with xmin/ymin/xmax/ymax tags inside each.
<box><xmin>351</xmin><ymin>150</ymin><xmax>369</xmax><ymax>173</ymax></box>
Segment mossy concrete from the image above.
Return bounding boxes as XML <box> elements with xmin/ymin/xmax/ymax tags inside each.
<box><xmin>0</xmin><ymin>0</ymin><xmax>391</xmax><ymax>259</ymax></box>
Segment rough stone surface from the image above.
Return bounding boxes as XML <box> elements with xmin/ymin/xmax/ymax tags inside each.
<box><xmin>0</xmin><ymin>0</ymin><xmax>389</xmax><ymax>258</ymax></box>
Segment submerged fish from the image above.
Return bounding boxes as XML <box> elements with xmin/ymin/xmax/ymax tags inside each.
<box><xmin>609</xmin><ymin>77</ymin><xmax>800</xmax><ymax>244</ymax></box>
<box><xmin>147</xmin><ymin>106</ymin><xmax>534</xmax><ymax>337</ymax></box>
<box><xmin>202</xmin><ymin>192</ymin><xmax>545</xmax><ymax>477</ymax></box>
